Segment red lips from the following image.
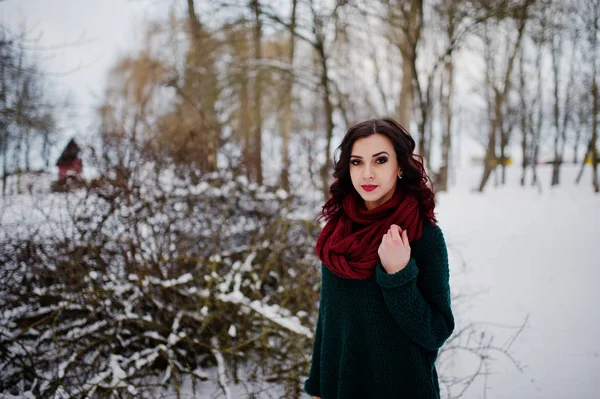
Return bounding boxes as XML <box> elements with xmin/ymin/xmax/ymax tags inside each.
<box><xmin>361</xmin><ymin>185</ymin><xmax>378</xmax><ymax>192</ymax></box>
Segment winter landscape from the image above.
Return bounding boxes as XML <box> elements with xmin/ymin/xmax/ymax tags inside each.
<box><xmin>1</xmin><ymin>0</ymin><xmax>599</xmax><ymax>398</ymax></box>
<box><xmin>2</xmin><ymin>163</ymin><xmax>598</xmax><ymax>399</ymax></box>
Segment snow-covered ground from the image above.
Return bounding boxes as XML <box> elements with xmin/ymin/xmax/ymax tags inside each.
<box><xmin>171</xmin><ymin>163</ymin><xmax>600</xmax><ymax>399</ymax></box>
<box><xmin>438</xmin><ymin>164</ymin><xmax>600</xmax><ymax>399</ymax></box>
<box><xmin>1</xmin><ymin>163</ymin><xmax>598</xmax><ymax>398</ymax></box>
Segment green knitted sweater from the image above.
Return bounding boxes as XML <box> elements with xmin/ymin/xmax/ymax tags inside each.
<box><xmin>304</xmin><ymin>222</ymin><xmax>454</xmax><ymax>399</ymax></box>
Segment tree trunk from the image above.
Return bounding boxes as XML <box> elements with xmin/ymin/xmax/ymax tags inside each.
<box><xmin>576</xmin><ymin>139</ymin><xmax>592</xmax><ymax>184</ymax></box>
<box><xmin>438</xmin><ymin>3</ymin><xmax>456</xmax><ymax>192</ymax></box>
<box><xmin>531</xmin><ymin>121</ymin><xmax>541</xmax><ymax>188</ymax></box>
<box><xmin>519</xmin><ymin>49</ymin><xmax>528</xmax><ymax>186</ymax></box>
<box><xmin>531</xmin><ymin>37</ymin><xmax>543</xmax><ymax>189</ymax></box>
<box><xmin>251</xmin><ymin>0</ymin><xmax>263</xmax><ymax>185</ymax></box>
<box><xmin>0</xmin><ymin>42</ymin><xmax>5</xmax><ymax>196</ymax></box>
<box><xmin>240</xmin><ymin>52</ymin><xmax>252</xmax><ymax>177</ymax></box>
<box><xmin>42</xmin><ymin>130</ymin><xmax>49</xmax><ymax>169</ymax></box>
<box><xmin>591</xmin><ymin>79</ymin><xmax>599</xmax><ymax>192</ymax></box>
<box><xmin>398</xmin><ymin>51</ymin><xmax>414</xmax><ymax>130</ymax></box>
<box><xmin>394</xmin><ymin>0</ymin><xmax>422</xmax><ymax>135</ymax></box>
<box><xmin>310</xmin><ymin>3</ymin><xmax>335</xmax><ymax>200</ymax></box>
<box><xmin>280</xmin><ymin>0</ymin><xmax>297</xmax><ymax>192</ymax></box>
<box><xmin>24</xmin><ymin>129</ymin><xmax>31</xmax><ymax>172</ymax></box>
<box><xmin>318</xmin><ymin>42</ymin><xmax>334</xmax><ymax>200</ymax></box>
<box><xmin>479</xmin><ymin>3</ymin><xmax>530</xmax><ymax>191</ymax></box>
<box><xmin>1</xmin><ymin>129</ymin><xmax>7</xmax><ymax>197</ymax></box>
<box><xmin>500</xmin><ymin>123</ymin><xmax>508</xmax><ymax>185</ymax></box>
<box><xmin>590</xmin><ymin>1</ymin><xmax>599</xmax><ymax>193</ymax></box>
<box><xmin>531</xmin><ymin>118</ymin><xmax>541</xmax><ymax>193</ymax></box>
<box><xmin>438</xmin><ymin>57</ymin><xmax>453</xmax><ymax>192</ymax></box>
<box><xmin>479</xmin><ymin>119</ymin><xmax>497</xmax><ymax>192</ymax></box>
<box><xmin>186</xmin><ymin>0</ymin><xmax>219</xmax><ymax>172</ymax></box>
<box><xmin>573</xmin><ymin>128</ymin><xmax>581</xmax><ymax>164</ymax></box>
<box><xmin>418</xmin><ymin>112</ymin><xmax>431</xmax><ymax>168</ymax></box>
<box><xmin>479</xmin><ymin>24</ymin><xmax>497</xmax><ymax>192</ymax></box>
<box><xmin>551</xmin><ymin>32</ymin><xmax>562</xmax><ymax>186</ymax></box>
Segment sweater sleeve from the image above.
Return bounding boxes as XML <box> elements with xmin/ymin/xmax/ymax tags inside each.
<box><xmin>375</xmin><ymin>224</ymin><xmax>454</xmax><ymax>351</ymax></box>
<box><xmin>304</xmin><ymin>305</ymin><xmax>322</xmax><ymax>397</ymax></box>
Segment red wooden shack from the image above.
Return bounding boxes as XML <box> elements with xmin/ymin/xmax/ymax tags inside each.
<box><xmin>56</xmin><ymin>138</ymin><xmax>83</xmax><ymax>181</ymax></box>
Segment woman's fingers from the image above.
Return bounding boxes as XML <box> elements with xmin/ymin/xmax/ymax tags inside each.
<box><xmin>384</xmin><ymin>225</ymin><xmax>410</xmax><ymax>248</ymax></box>
<box><xmin>401</xmin><ymin>228</ymin><xmax>409</xmax><ymax>247</ymax></box>
<box><xmin>390</xmin><ymin>224</ymin><xmax>402</xmax><ymax>242</ymax></box>
<box><xmin>381</xmin><ymin>233</ymin><xmax>389</xmax><ymax>249</ymax></box>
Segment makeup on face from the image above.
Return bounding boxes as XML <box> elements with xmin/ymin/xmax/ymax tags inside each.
<box><xmin>349</xmin><ymin>134</ymin><xmax>400</xmax><ymax>210</ymax></box>
<box><xmin>361</xmin><ymin>184</ymin><xmax>378</xmax><ymax>192</ymax></box>
<box><xmin>350</xmin><ymin>152</ymin><xmax>390</xmax><ymax>167</ymax></box>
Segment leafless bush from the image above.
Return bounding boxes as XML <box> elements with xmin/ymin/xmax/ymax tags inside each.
<box><xmin>0</xmin><ymin>156</ymin><xmax>321</xmax><ymax>398</ymax></box>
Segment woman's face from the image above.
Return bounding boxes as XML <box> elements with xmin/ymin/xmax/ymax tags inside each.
<box><xmin>349</xmin><ymin>133</ymin><xmax>401</xmax><ymax>210</ymax></box>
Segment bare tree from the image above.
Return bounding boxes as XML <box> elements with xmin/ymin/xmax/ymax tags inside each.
<box><xmin>312</xmin><ymin>2</ymin><xmax>336</xmax><ymax>199</ymax></box>
<box><xmin>478</xmin><ymin>1</ymin><xmax>534</xmax><ymax>192</ymax></box>
<box><xmin>585</xmin><ymin>0</ymin><xmax>600</xmax><ymax>192</ymax></box>
<box><xmin>0</xmin><ymin>26</ymin><xmax>57</xmax><ymax>196</ymax></box>
<box><xmin>530</xmin><ymin>35</ymin><xmax>544</xmax><ymax>189</ymax></box>
<box><xmin>260</xmin><ymin>0</ymin><xmax>343</xmax><ymax>199</ymax></box>
<box><xmin>572</xmin><ymin>90</ymin><xmax>586</xmax><ymax>165</ymax></box>
<box><xmin>386</xmin><ymin>0</ymin><xmax>422</xmax><ymax>131</ymax></box>
<box><xmin>386</xmin><ymin>0</ymin><xmax>490</xmax><ymax>176</ymax></box>
<box><xmin>251</xmin><ymin>0</ymin><xmax>265</xmax><ymax>185</ymax></box>
<box><xmin>518</xmin><ymin>47</ymin><xmax>529</xmax><ymax>186</ymax></box>
<box><xmin>437</xmin><ymin>0</ymin><xmax>461</xmax><ymax>191</ymax></box>
<box><xmin>280</xmin><ymin>0</ymin><xmax>298</xmax><ymax>192</ymax></box>
<box><xmin>546</xmin><ymin>1</ymin><xmax>576</xmax><ymax>186</ymax></box>
<box><xmin>183</xmin><ymin>0</ymin><xmax>221</xmax><ymax>172</ymax></box>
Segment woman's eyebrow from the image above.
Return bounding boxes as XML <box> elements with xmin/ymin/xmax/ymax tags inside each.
<box><xmin>350</xmin><ymin>151</ymin><xmax>389</xmax><ymax>159</ymax></box>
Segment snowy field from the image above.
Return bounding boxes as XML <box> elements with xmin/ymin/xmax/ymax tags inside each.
<box><xmin>438</xmin><ymin>164</ymin><xmax>600</xmax><ymax>399</ymax></box>
<box><xmin>168</xmin><ymin>163</ymin><xmax>600</xmax><ymax>399</ymax></box>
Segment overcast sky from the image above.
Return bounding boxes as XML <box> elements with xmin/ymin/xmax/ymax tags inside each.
<box><xmin>1</xmin><ymin>0</ymin><xmax>166</xmax><ymax>142</ymax></box>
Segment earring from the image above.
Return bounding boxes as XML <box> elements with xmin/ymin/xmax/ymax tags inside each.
<box><xmin>398</xmin><ymin>174</ymin><xmax>403</xmax><ymax>180</ymax></box>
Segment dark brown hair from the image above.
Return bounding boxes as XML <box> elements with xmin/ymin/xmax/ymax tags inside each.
<box><xmin>320</xmin><ymin>117</ymin><xmax>437</xmax><ymax>224</ymax></box>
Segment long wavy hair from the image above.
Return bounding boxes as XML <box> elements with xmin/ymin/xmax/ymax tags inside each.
<box><xmin>320</xmin><ymin>117</ymin><xmax>437</xmax><ymax>225</ymax></box>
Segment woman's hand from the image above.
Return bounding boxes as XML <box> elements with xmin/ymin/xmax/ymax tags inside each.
<box><xmin>312</xmin><ymin>397</ymin><xmax>322</xmax><ymax>399</ymax></box>
<box><xmin>378</xmin><ymin>224</ymin><xmax>411</xmax><ymax>274</ymax></box>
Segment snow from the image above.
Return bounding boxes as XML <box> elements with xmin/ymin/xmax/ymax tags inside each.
<box><xmin>211</xmin><ymin>337</ymin><xmax>232</xmax><ymax>399</ymax></box>
<box><xmin>228</xmin><ymin>325</ymin><xmax>237</xmax><ymax>338</ymax></box>
<box><xmin>132</xmin><ymin>348</ymin><xmax>162</xmax><ymax>370</ymax></box>
<box><xmin>109</xmin><ymin>355</ymin><xmax>127</xmax><ymax>386</ymax></box>
<box><xmin>276</xmin><ymin>189</ymin><xmax>289</xmax><ymax>200</ymax></box>
<box><xmin>0</xmin><ymin>393</ymin><xmax>36</xmax><ymax>399</ymax></box>
<box><xmin>143</xmin><ymin>331</ymin><xmax>166</xmax><ymax>341</ymax></box>
<box><xmin>58</xmin><ymin>353</ymin><xmax>77</xmax><ymax>379</ymax></box>
<box><xmin>217</xmin><ymin>253</ymin><xmax>314</xmax><ymax>338</ymax></box>
<box><xmin>1</xmin><ymin>162</ymin><xmax>598</xmax><ymax>398</ymax></box>
<box><xmin>437</xmin><ymin>164</ymin><xmax>600</xmax><ymax>399</ymax></box>
<box><xmin>247</xmin><ymin>300</ymin><xmax>312</xmax><ymax>337</ymax></box>
<box><xmin>52</xmin><ymin>386</ymin><xmax>69</xmax><ymax>399</ymax></box>
<box><xmin>65</xmin><ymin>320</ymin><xmax>108</xmax><ymax>340</ymax></box>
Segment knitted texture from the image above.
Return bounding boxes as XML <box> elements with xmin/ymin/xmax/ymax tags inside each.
<box><xmin>316</xmin><ymin>186</ymin><xmax>424</xmax><ymax>280</ymax></box>
<box><xmin>305</xmin><ymin>222</ymin><xmax>454</xmax><ymax>399</ymax></box>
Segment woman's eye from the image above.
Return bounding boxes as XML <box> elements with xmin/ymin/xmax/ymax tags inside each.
<box><xmin>350</xmin><ymin>159</ymin><xmax>361</xmax><ymax>166</ymax></box>
<box><xmin>376</xmin><ymin>157</ymin><xmax>388</xmax><ymax>164</ymax></box>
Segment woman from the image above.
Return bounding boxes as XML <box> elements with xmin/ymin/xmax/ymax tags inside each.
<box><xmin>305</xmin><ymin>118</ymin><xmax>454</xmax><ymax>399</ymax></box>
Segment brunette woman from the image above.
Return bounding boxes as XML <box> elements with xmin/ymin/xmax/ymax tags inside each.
<box><xmin>305</xmin><ymin>117</ymin><xmax>454</xmax><ymax>399</ymax></box>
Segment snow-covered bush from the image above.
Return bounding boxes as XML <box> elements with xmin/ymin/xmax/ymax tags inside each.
<box><xmin>0</xmin><ymin>163</ymin><xmax>321</xmax><ymax>398</ymax></box>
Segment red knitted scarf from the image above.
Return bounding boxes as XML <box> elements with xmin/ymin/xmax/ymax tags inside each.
<box><xmin>316</xmin><ymin>187</ymin><xmax>424</xmax><ymax>280</ymax></box>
